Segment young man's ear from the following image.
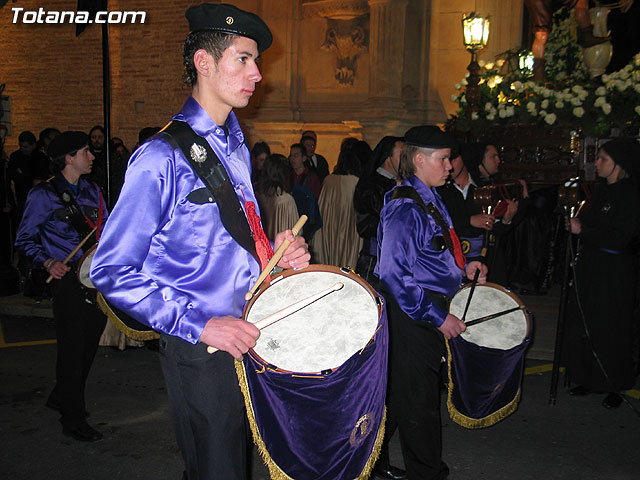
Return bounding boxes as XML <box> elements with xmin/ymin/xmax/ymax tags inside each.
<box><xmin>413</xmin><ymin>151</ymin><xmax>425</xmax><ymax>168</ymax></box>
<box><xmin>193</xmin><ymin>49</ymin><xmax>213</xmax><ymax>78</ymax></box>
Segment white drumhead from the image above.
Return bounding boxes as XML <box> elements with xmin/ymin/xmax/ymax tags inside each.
<box><xmin>449</xmin><ymin>284</ymin><xmax>529</xmax><ymax>350</ymax></box>
<box><xmin>77</xmin><ymin>249</ymin><xmax>96</xmax><ymax>289</ymax></box>
<box><xmin>247</xmin><ymin>269</ymin><xmax>380</xmax><ymax>373</ymax></box>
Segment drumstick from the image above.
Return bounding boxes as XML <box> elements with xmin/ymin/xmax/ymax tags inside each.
<box><xmin>461</xmin><ymin>228</ymin><xmax>489</xmax><ymax>322</ymax></box>
<box><xmin>244</xmin><ymin>215</ymin><xmax>308</xmax><ymax>301</ymax></box>
<box><xmin>207</xmin><ymin>281</ymin><xmax>344</xmax><ymax>354</ymax></box>
<box><xmin>464</xmin><ymin>305</ymin><xmax>525</xmax><ymax>327</ymax></box>
<box><xmin>461</xmin><ymin>270</ymin><xmax>479</xmax><ymax>323</ymax></box>
<box><xmin>45</xmin><ymin>226</ymin><xmax>97</xmax><ymax>284</ymax></box>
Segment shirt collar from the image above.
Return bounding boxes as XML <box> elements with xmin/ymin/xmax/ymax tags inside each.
<box><xmin>376</xmin><ymin>166</ymin><xmax>396</xmax><ymax>180</ymax></box>
<box><xmin>55</xmin><ymin>173</ymin><xmax>92</xmax><ymax>195</ymax></box>
<box><xmin>175</xmin><ymin>96</ymin><xmax>246</xmax><ymax>155</ymax></box>
<box><xmin>453</xmin><ymin>176</ymin><xmax>475</xmax><ymax>199</ymax></box>
<box><xmin>405</xmin><ymin>174</ymin><xmax>437</xmax><ymax>204</ymax></box>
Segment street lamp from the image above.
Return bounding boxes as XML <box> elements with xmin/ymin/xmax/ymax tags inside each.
<box><xmin>462</xmin><ymin>12</ymin><xmax>490</xmax><ymax>115</ymax></box>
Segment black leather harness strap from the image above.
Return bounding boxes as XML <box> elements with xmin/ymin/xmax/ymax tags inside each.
<box><xmin>391</xmin><ymin>185</ymin><xmax>456</xmax><ymax>256</ymax></box>
<box><xmin>159</xmin><ymin>120</ymin><xmax>259</xmax><ymax>263</ymax></box>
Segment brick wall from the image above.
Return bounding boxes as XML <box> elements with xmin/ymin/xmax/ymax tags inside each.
<box><xmin>1</xmin><ymin>0</ymin><xmax>204</xmax><ymax>153</ymax></box>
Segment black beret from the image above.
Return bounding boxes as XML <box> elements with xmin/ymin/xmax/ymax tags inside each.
<box><xmin>47</xmin><ymin>131</ymin><xmax>88</xmax><ymax>159</ymax></box>
<box><xmin>186</xmin><ymin>3</ymin><xmax>272</xmax><ymax>53</ymax></box>
<box><xmin>404</xmin><ymin>126</ymin><xmax>454</xmax><ymax>150</ymax></box>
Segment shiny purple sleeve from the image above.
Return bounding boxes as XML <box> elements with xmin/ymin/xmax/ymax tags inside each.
<box><xmin>90</xmin><ymin>140</ymin><xmax>207</xmax><ymax>343</ymax></box>
<box><xmin>377</xmin><ymin>201</ymin><xmax>449</xmax><ymax>327</ymax></box>
<box><xmin>14</xmin><ymin>187</ymin><xmax>52</xmax><ymax>266</ymax></box>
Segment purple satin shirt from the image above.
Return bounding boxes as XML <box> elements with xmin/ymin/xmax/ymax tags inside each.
<box><xmin>90</xmin><ymin>96</ymin><xmax>261</xmax><ymax>344</ymax></box>
<box><xmin>15</xmin><ymin>174</ymin><xmax>108</xmax><ymax>266</ymax></box>
<box><xmin>375</xmin><ymin>175</ymin><xmax>463</xmax><ymax>327</ymax></box>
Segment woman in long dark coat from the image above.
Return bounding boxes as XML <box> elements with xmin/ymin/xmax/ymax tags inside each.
<box><xmin>566</xmin><ymin>138</ymin><xmax>640</xmax><ymax>408</ymax></box>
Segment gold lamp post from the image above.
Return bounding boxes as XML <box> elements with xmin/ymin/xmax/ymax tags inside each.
<box><xmin>462</xmin><ymin>12</ymin><xmax>490</xmax><ymax>115</ymax></box>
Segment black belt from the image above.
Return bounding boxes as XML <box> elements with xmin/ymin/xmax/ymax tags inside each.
<box><xmin>381</xmin><ymin>287</ymin><xmax>450</xmax><ymax>313</ymax></box>
<box><xmin>425</xmin><ymin>289</ymin><xmax>451</xmax><ymax>312</ymax></box>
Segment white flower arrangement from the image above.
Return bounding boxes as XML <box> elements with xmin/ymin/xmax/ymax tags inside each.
<box><xmin>447</xmin><ymin>5</ymin><xmax>640</xmax><ymax>136</ymax></box>
<box><xmin>449</xmin><ymin>50</ymin><xmax>640</xmax><ymax>136</ymax></box>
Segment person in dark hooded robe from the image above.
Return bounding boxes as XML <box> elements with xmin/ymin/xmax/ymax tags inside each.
<box><xmin>565</xmin><ymin>137</ymin><xmax>640</xmax><ymax>409</ymax></box>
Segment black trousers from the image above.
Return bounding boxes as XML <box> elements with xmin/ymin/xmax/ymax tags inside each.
<box><xmin>50</xmin><ymin>271</ymin><xmax>106</xmax><ymax>427</ymax></box>
<box><xmin>355</xmin><ymin>251</ymin><xmax>381</xmax><ymax>292</ymax></box>
<box><xmin>159</xmin><ymin>334</ymin><xmax>248</xmax><ymax>480</ymax></box>
<box><xmin>386</xmin><ymin>296</ymin><xmax>449</xmax><ymax>480</ymax></box>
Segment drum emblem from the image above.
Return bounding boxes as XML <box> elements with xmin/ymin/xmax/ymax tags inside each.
<box><xmin>349</xmin><ymin>413</ymin><xmax>373</xmax><ymax>447</ymax></box>
<box><xmin>190</xmin><ymin>143</ymin><xmax>207</xmax><ymax>164</ymax></box>
<box><xmin>461</xmin><ymin>240</ymin><xmax>471</xmax><ymax>255</ymax></box>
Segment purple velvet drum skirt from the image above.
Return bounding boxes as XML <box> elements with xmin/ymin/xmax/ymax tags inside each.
<box><xmin>236</xmin><ymin>266</ymin><xmax>388</xmax><ymax>479</ymax></box>
<box><xmin>446</xmin><ymin>283</ymin><xmax>532</xmax><ymax>429</ymax></box>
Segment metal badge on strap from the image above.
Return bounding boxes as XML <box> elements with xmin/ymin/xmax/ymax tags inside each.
<box><xmin>49</xmin><ymin>175</ymin><xmax>102</xmax><ymax>249</ymax></box>
<box><xmin>159</xmin><ymin>120</ymin><xmax>259</xmax><ymax>263</ymax></box>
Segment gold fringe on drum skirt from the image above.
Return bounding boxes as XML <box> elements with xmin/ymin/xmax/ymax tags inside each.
<box><xmin>235</xmin><ymin>360</ymin><xmax>386</xmax><ymax>480</ymax></box>
<box><xmin>445</xmin><ymin>339</ymin><xmax>521</xmax><ymax>429</ymax></box>
<box><xmin>96</xmin><ymin>293</ymin><xmax>160</xmax><ymax>341</ymax></box>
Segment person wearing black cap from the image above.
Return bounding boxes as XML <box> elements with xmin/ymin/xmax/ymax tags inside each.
<box><xmin>375</xmin><ymin>126</ymin><xmax>487</xmax><ymax>479</ymax></box>
<box><xmin>90</xmin><ymin>4</ymin><xmax>309</xmax><ymax>479</ymax></box>
<box><xmin>15</xmin><ymin>131</ymin><xmax>108</xmax><ymax>442</ymax></box>
<box><xmin>565</xmin><ymin>138</ymin><xmax>640</xmax><ymax>409</ymax></box>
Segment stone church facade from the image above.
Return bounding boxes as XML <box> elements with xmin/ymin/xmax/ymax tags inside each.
<box><xmin>1</xmin><ymin>0</ymin><xmax>523</xmax><ymax>167</ymax></box>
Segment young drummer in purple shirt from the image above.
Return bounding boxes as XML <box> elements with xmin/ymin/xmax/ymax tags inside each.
<box><xmin>376</xmin><ymin>126</ymin><xmax>487</xmax><ymax>479</ymax></box>
<box><xmin>15</xmin><ymin>131</ymin><xmax>108</xmax><ymax>442</ymax></box>
<box><xmin>90</xmin><ymin>4</ymin><xmax>309</xmax><ymax>479</ymax></box>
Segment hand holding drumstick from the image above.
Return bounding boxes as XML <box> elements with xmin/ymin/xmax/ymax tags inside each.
<box><xmin>245</xmin><ymin>215</ymin><xmax>309</xmax><ymax>301</ymax></box>
<box><xmin>201</xmin><ymin>217</ymin><xmax>311</xmax><ymax>360</ymax></box>
<box><xmin>206</xmin><ymin>282</ymin><xmax>344</xmax><ymax>355</ymax></box>
<box><xmin>45</xmin><ymin>226</ymin><xmax>97</xmax><ymax>283</ymax></box>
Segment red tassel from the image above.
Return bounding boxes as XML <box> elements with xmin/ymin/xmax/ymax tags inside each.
<box><xmin>449</xmin><ymin>228</ymin><xmax>466</xmax><ymax>270</ymax></box>
<box><xmin>244</xmin><ymin>200</ymin><xmax>274</xmax><ymax>279</ymax></box>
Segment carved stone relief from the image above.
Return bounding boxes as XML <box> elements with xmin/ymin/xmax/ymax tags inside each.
<box><xmin>321</xmin><ymin>15</ymin><xmax>369</xmax><ymax>85</ymax></box>
<box><xmin>302</xmin><ymin>1</ymin><xmax>370</xmax><ymax>85</ymax></box>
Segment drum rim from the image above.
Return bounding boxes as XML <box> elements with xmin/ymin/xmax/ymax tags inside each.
<box><xmin>244</xmin><ymin>264</ymin><xmax>383</xmax><ymax>374</ymax></box>
<box><xmin>76</xmin><ymin>242</ymin><xmax>98</xmax><ymax>290</ymax></box>
<box><xmin>451</xmin><ymin>282</ymin><xmax>532</xmax><ymax>340</ymax></box>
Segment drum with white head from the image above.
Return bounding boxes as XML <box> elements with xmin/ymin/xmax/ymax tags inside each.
<box><xmin>245</xmin><ymin>265</ymin><xmax>381</xmax><ymax>372</ymax></box>
<box><xmin>77</xmin><ymin>243</ymin><xmax>98</xmax><ymax>290</ymax></box>
<box><xmin>446</xmin><ymin>282</ymin><xmax>532</xmax><ymax>429</ymax></box>
<box><xmin>238</xmin><ymin>265</ymin><xmax>387</xmax><ymax>479</ymax></box>
<box><xmin>449</xmin><ymin>282</ymin><xmax>531</xmax><ymax>350</ymax></box>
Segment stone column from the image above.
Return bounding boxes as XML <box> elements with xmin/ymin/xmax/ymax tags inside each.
<box><xmin>367</xmin><ymin>0</ymin><xmax>409</xmax><ymax>102</ymax></box>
